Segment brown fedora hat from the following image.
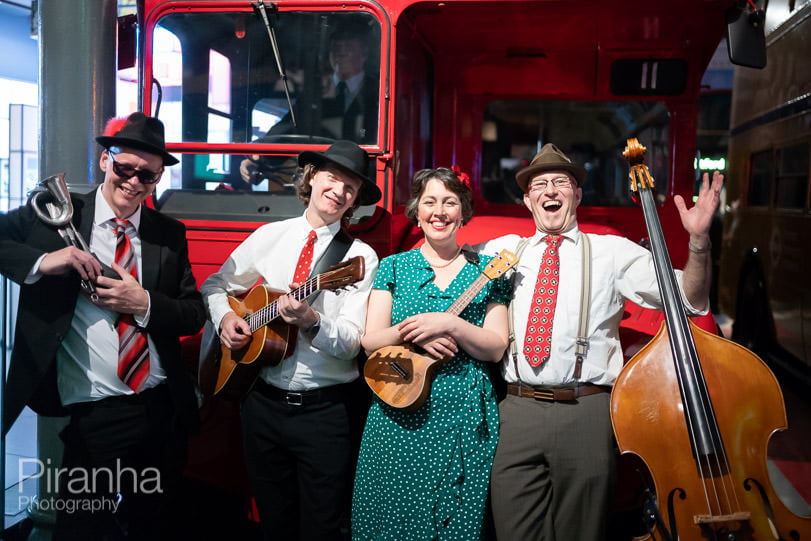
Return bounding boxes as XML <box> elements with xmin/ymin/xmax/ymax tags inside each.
<box><xmin>96</xmin><ymin>112</ymin><xmax>179</xmax><ymax>166</ymax></box>
<box><xmin>299</xmin><ymin>140</ymin><xmax>382</xmax><ymax>206</ymax></box>
<box><xmin>515</xmin><ymin>143</ymin><xmax>586</xmax><ymax>192</ymax></box>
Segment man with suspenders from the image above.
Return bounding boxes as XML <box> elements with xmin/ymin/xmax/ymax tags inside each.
<box><xmin>480</xmin><ymin>144</ymin><xmax>723</xmax><ymax>540</ymax></box>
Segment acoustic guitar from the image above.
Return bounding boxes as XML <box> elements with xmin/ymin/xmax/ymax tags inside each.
<box><xmin>199</xmin><ymin>256</ymin><xmax>365</xmax><ymax>400</ymax></box>
<box><xmin>364</xmin><ymin>249</ymin><xmax>517</xmax><ymax>410</ymax></box>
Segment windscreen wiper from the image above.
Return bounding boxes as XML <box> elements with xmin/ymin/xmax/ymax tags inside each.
<box><xmin>253</xmin><ymin>0</ymin><xmax>297</xmax><ymax>127</ymax></box>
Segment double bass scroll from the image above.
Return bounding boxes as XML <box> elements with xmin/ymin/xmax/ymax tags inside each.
<box><xmin>609</xmin><ymin>138</ymin><xmax>811</xmax><ymax>540</ymax></box>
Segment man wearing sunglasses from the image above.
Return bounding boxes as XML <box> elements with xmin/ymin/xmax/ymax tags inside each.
<box><xmin>0</xmin><ymin>112</ymin><xmax>205</xmax><ymax>540</ymax></box>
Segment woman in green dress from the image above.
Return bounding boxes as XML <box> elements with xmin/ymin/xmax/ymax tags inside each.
<box><xmin>352</xmin><ymin>167</ymin><xmax>511</xmax><ymax>540</ymax></box>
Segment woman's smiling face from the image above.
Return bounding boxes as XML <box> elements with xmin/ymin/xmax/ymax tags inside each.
<box><xmin>417</xmin><ymin>178</ymin><xmax>463</xmax><ymax>243</ymax></box>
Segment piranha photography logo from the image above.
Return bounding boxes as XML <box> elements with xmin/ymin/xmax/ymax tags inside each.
<box><xmin>18</xmin><ymin>458</ymin><xmax>162</xmax><ymax>514</ymax></box>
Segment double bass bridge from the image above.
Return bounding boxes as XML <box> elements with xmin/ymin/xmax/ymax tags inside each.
<box><xmin>693</xmin><ymin>511</ymin><xmax>751</xmax><ymax>524</ymax></box>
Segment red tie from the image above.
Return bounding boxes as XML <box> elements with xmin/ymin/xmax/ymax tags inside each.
<box><xmin>113</xmin><ymin>219</ymin><xmax>150</xmax><ymax>391</ymax></box>
<box><xmin>293</xmin><ymin>230</ymin><xmax>317</xmax><ymax>285</ymax></box>
<box><xmin>524</xmin><ymin>235</ymin><xmax>563</xmax><ymax>367</ymax></box>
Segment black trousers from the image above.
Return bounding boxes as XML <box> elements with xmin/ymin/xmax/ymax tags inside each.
<box><xmin>241</xmin><ymin>381</ymin><xmax>361</xmax><ymax>541</ymax></box>
<box><xmin>54</xmin><ymin>385</ymin><xmax>187</xmax><ymax>541</ymax></box>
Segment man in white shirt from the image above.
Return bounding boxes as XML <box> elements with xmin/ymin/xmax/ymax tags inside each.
<box><xmin>480</xmin><ymin>143</ymin><xmax>723</xmax><ymax>541</ymax></box>
<box><xmin>201</xmin><ymin>140</ymin><xmax>380</xmax><ymax>540</ymax></box>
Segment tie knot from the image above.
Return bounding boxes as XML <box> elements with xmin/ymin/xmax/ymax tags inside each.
<box><xmin>306</xmin><ymin>230</ymin><xmax>317</xmax><ymax>245</ymax></box>
<box><xmin>113</xmin><ymin>218</ymin><xmax>131</xmax><ymax>234</ymax></box>
<box><xmin>545</xmin><ymin>235</ymin><xmax>563</xmax><ymax>247</ymax></box>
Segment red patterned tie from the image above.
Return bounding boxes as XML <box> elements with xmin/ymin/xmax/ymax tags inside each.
<box><xmin>293</xmin><ymin>230</ymin><xmax>317</xmax><ymax>285</ymax></box>
<box><xmin>524</xmin><ymin>235</ymin><xmax>563</xmax><ymax>367</ymax></box>
<box><xmin>114</xmin><ymin>219</ymin><xmax>150</xmax><ymax>391</ymax></box>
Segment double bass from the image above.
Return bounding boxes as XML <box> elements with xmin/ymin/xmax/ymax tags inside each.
<box><xmin>610</xmin><ymin>138</ymin><xmax>811</xmax><ymax>540</ymax></box>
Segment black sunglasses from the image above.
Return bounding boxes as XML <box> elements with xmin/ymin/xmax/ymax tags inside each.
<box><xmin>107</xmin><ymin>150</ymin><xmax>164</xmax><ymax>185</ymax></box>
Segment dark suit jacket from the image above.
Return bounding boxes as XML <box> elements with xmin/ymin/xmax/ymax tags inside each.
<box><xmin>0</xmin><ymin>188</ymin><xmax>205</xmax><ymax>435</ymax></box>
<box><xmin>322</xmin><ymin>73</ymin><xmax>379</xmax><ymax>144</ymax></box>
<box><xmin>262</xmin><ymin>73</ymin><xmax>379</xmax><ymax>146</ymax></box>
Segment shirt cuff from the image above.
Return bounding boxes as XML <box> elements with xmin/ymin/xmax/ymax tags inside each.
<box><xmin>24</xmin><ymin>254</ymin><xmax>48</xmax><ymax>284</ymax></box>
<box><xmin>134</xmin><ymin>291</ymin><xmax>152</xmax><ymax>327</ymax></box>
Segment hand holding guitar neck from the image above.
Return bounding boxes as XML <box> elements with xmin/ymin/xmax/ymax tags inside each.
<box><xmin>199</xmin><ymin>256</ymin><xmax>365</xmax><ymax>400</ymax></box>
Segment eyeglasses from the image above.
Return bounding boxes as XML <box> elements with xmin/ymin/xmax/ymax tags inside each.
<box><xmin>528</xmin><ymin>176</ymin><xmax>573</xmax><ymax>192</ymax></box>
<box><xmin>108</xmin><ymin>150</ymin><xmax>164</xmax><ymax>185</ymax></box>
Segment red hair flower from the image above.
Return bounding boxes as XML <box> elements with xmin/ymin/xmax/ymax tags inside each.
<box><xmin>451</xmin><ymin>164</ymin><xmax>471</xmax><ymax>189</ymax></box>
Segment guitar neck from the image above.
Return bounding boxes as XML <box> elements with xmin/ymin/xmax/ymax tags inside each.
<box><xmin>446</xmin><ymin>273</ymin><xmax>490</xmax><ymax>316</ymax></box>
<box><xmin>246</xmin><ymin>276</ymin><xmax>320</xmax><ymax>332</ymax></box>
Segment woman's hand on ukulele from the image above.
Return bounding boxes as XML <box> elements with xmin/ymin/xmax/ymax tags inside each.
<box><xmin>398</xmin><ymin>313</ymin><xmax>459</xmax><ymax>360</ymax></box>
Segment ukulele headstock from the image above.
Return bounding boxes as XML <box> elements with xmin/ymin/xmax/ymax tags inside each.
<box><xmin>484</xmin><ymin>249</ymin><xmax>518</xmax><ymax>280</ymax></box>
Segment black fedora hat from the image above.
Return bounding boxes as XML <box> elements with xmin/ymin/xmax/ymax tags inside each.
<box><xmin>299</xmin><ymin>140</ymin><xmax>381</xmax><ymax>206</ymax></box>
<box><xmin>515</xmin><ymin>143</ymin><xmax>586</xmax><ymax>192</ymax></box>
<box><xmin>96</xmin><ymin>112</ymin><xmax>179</xmax><ymax>166</ymax></box>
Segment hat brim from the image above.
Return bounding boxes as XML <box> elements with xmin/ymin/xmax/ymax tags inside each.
<box><xmin>515</xmin><ymin>162</ymin><xmax>586</xmax><ymax>192</ymax></box>
<box><xmin>96</xmin><ymin>135</ymin><xmax>180</xmax><ymax>166</ymax></box>
<box><xmin>299</xmin><ymin>151</ymin><xmax>381</xmax><ymax>206</ymax></box>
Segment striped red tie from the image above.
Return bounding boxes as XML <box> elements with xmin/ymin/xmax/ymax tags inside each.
<box><xmin>114</xmin><ymin>218</ymin><xmax>150</xmax><ymax>391</ymax></box>
<box><xmin>293</xmin><ymin>230</ymin><xmax>317</xmax><ymax>285</ymax></box>
<box><xmin>524</xmin><ymin>235</ymin><xmax>563</xmax><ymax>367</ymax></box>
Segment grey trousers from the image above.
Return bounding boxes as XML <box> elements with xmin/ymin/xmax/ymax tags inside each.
<box><xmin>490</xmin><ymin>392</ymin><xmax>616</xmax><ymax>541</ymax></box>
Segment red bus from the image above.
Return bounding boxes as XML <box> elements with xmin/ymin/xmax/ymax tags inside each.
<box><xmin>129</xmin><ymin>0</ymin><xmax>735</xmax><ymax>268</ymax></box>
<box><xmin>123</xmin><ymin>0</ymin><xmax>741</xmax><ymax>531</ymax></box>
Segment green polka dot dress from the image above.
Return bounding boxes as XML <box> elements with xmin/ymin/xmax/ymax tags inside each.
<box><xmin>352</xmin><ymin>249</ymin><xmax>511</xmax><ymax>540</ymax></box>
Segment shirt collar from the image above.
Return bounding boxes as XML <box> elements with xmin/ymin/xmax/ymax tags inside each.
<box><xmin>333</xmin><ymin>71</ymin><xmax>365</xmax><ymax>95</ymax></box>
<box><xmin>94</xmin><ymin>187</ymin><xmax>142</xmax><ymax>230</ymax></box>
<box><xmin>298</xmin><ymin>211</ymin><xmax>341</xmax><ymax>241</ymax></box>
<box><xmin>530</xmin><ymin>224</ymin><xmax>580</xmax><ymax>247</ymax></box>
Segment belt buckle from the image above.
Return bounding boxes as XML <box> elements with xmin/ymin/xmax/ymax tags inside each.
<box><xmin>285</xmin><ymin>392</ymin><xmax>304</xmax><ymax>406</ymax></box>
<box><xmin>531</xmin><ymin>389</ymin><xmax>556</xmax><ymax>401</ymax></box>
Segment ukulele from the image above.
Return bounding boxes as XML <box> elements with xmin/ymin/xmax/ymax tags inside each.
<box><xmin>199</xmin><ymin>256</ymin><xmax>365</xmax><ymax>400</ymax></box>
<box><xmin>364</xmin><ymin>249</ymin><xmax>517</xmax><ymax>410</ymax></box>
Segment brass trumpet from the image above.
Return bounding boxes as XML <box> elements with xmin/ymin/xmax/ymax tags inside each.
<box><xmin>29</xmin><ymin>173</ymin><xmax>118</xmax><ymax>301</ymax></box>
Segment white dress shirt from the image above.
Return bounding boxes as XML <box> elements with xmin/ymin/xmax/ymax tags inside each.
<box><xmin>53</xmin><ymin>188</ymin><xmax>165</xmax><ymax>405</ymax></box>
<box><xmin>479</xmin><ymin>225</ymin><xmax>705</xmax><ymax>386</ymax></box>
<box><xmin>201</xmin><ymin>213</ymin><xmax>378</xmax><ymax>390</ymax></box>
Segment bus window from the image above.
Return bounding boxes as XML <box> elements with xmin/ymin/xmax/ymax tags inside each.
<box><xmin>775</xmin><ymin>143</ymin><xmax>809</xmax><ymax>210</ymax></box>
<box><xmin>151</xmin><ymin>10</ymin><xmax>381</xmax><ymax>147</ymax></box>
<box><xmin>480</xmin><ymin>100</ymin><xmax>670</xmax><ymax>207</ymax></box>
<box><xmin>146</xmin><ymin>8</ymin><xmax>382</xmax><ymax>222</ymax></box>
<box><xmin>747</xmin><ymin>150</ymin><xmax>773</xmax><ymax>207</ymax></box>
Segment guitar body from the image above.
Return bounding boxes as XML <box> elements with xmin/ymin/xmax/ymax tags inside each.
<box><xmin>212</xmin><ymin>286</ymin><xmax>295</xmax><ymax>400</ymax></box>
<box><xmin>363</xmin><ymin>345</ymin><xmax>448</xmax><ymax>410</ymax></box>
<box><xmin>197</xmin><ymin>256</ymin><xmax>365</xmax><ymax>400</ymax></box>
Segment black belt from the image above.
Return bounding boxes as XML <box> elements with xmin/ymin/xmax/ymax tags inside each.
<box><xmin>66</xmin><ymin>383</ymin><xmax>169</xmax><ymax>415</ymax></box>
<box><xmin>254</xmin><ymin>379</ymin><xmax>352</xmax><ymax>406</ymax></box>
<box><xmin>507</xmin><ymin>382</ymin><xmax>610</xmax><ymax>402</ymax></box>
